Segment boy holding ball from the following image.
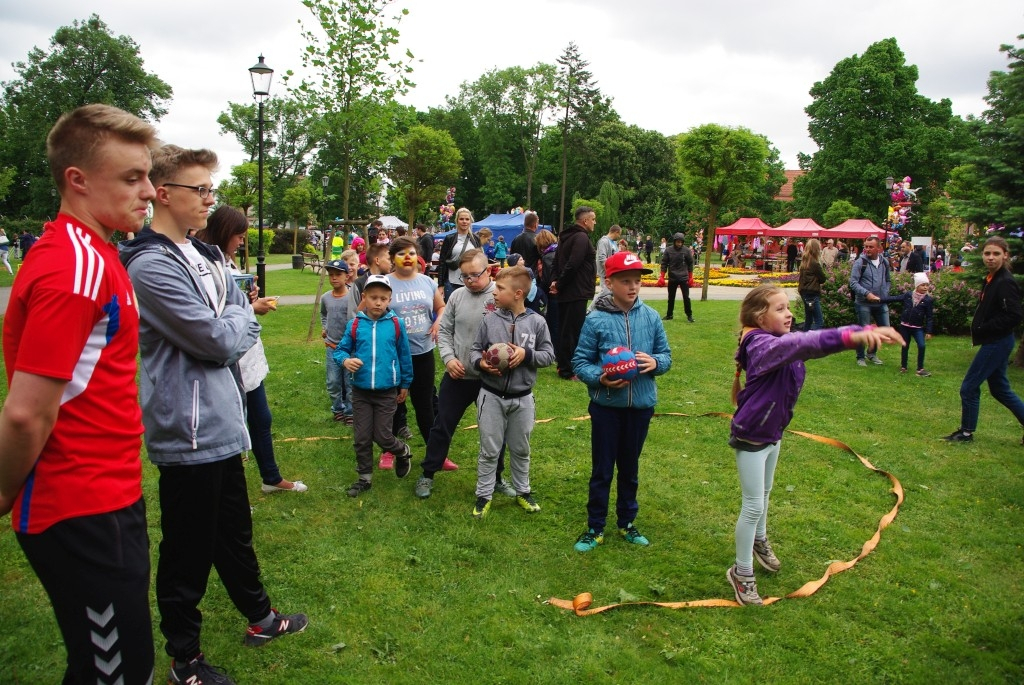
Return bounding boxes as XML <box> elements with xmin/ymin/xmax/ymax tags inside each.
<box><xmin>469</xmin><ymin>265</ymin><xmax>555</xmax><ymax>518</ymax></box>
<box><xmin>571</xmin><ymin>252</ymin><xmax>672</xmax><ymax>552</ymax></box>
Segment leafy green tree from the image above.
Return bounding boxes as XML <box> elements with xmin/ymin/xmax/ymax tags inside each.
<box><xmin>419</xmin><ymin>104</ymin><xmax>483</xmax><ymax>217</ymax></box>
<box><xmin>556</xmin><ymin>43</ymin><xmax>611</xmax><ymax>229</ymax></box>
<box><xmin>389</xmin><ymin>125</ymin><xmax>462</xmax><ymax>228</ymax></box>
<box><xmin>0</xmin><ymin>166</ymin><xmax>15</xmax><ymax>205</ymax></box>
<box><xmin>794</xmin><ymin>38</ymin><xmax>968</xmax><ymax>223</ymax></box>
<box><xmin>460</xmin><ymin>64</ymin><xmax>557</xmax><ymax>210</ymax></box>
<box><xmin>0</xmin><ymin>14</ymin><xmax>172</xmax><ymax>217</ymax></box>
<box><xmin>953</xmin><ymin>36</ymin><xmax>1024</xmax><ymax>232</ymax></box>
<box><xmin>676</xmin><ymin>124</ymin><xmax>770</xmax><ymax>300</ymax></box>
<box><xmin>822</xmin><ymin>199</ymin><xmax>863</xmax><ymax>227</ymax></box>
<box><xmin>295</xmin><ymin>0</ymin><xmax>415</xmax><ymax>225</ymax></box>
<box><xmin>281</xmin><ymin>180</ymin><xmax>313</xmax><ymax>254</ymax></box>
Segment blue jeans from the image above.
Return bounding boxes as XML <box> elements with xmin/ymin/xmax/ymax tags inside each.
<box><xmin>854</xmin><ymin>301</ymin><xmax>889</xmax><ymax>359</ymax></box>
<box><xmin>586</xmin><ymin>402</ymin><xmax>654</xmax><ymax>532</ymax></box>
<box><xmin>326</xmin><ymin>346</ymin><xmax>351</xmax><ymax>416</ymax></box>
<box><xmin>800</xmin><ymin>292</ymin><xmax>823</xmax><ymax>330</ymax></box>
<box><xmin>959</xmin><ymin>333</ymin><xmax>1024</xmax><ymax>433</ymax></box>
<box><xmin>900</xmin><ymin>325</ymin><xmax>926</xmax><ymax>370</ymax></box>
<box><xmin>246</xmin><ymin>382</ymin><xmax>282</xmax><ymax>485</ymax></box>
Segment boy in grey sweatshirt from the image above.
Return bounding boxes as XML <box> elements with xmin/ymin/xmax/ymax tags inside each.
<box><xmin>469</xmin><ymin>265</ymin><xmax>555</xmax><ymax>518</ymax></box>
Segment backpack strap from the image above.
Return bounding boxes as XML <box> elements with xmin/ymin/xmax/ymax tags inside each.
<box><xmin>350</xmin><ymin>314</ymin><xmax>401</xmax><ymax>344</ymax></box>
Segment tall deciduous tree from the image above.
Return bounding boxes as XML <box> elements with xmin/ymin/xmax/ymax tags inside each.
<box><xmin>0</xmin><ymin>14</ymin><xmax>172</xmax><ymax>217</ymax></box>
<box><xmin>555</xmin><ymin>43</ymin><xmax>608</xmax><ymax>230</ymax></box>
<box><xmin>676</xmin><ymin>124</ymin><xmax>770</xmax><ymax>300</ymax></box>
<box><xmin>460</xmin><ymin>64</ymin><xmax>557</xmax><ymax>210</ymax></box>
<box><xmin>389</xmin><ymin>125</ymin><xmax>462</xmax><ymax>228</ymax></box>
<box><xmin>794</xmin><ymin>38</ymin><xmax>967</xmax><ymax>224</ymax></box>
<box><xmin>281</xmin><ymin>180</ymin><xmax>313</xmax><ymax>254</ymax></box>
<box><xmin>296</xmin><ymin>0</ymin><xmax>415</xmax><ymax>225</ymax></box>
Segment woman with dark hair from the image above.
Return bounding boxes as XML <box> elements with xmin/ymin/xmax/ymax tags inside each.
<box><xmin>196</xmin><ymin>206</ymin><xmax>307</xmax><ymax>492</ymax></box>
<box><xmin>942</xmin><ymin>235</ymin><xmax>1024</xmax><ymax>445</ymax></box>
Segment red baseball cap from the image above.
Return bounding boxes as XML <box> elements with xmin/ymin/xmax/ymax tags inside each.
<box><xmin>604</xmin><ymin>251</ymin><xmax>653</xmax><ymax>277</ymax></box>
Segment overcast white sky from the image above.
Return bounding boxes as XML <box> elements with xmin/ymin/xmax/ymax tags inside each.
<box><xmin>2</xmin><ymin>1</ymin><xmax>1021</xmax><ymax>177</ymax></box>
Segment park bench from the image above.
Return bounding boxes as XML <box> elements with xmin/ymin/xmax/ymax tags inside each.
<box><xmin>301</xmin><ymin>252</ymin><xmax>323</xmax><ymax>274</ymax></box>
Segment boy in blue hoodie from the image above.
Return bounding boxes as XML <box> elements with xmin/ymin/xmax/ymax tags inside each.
<box><xmin>572</xmin><ymin>252</ymin><xmax>672</xmax><ymax>552</ymax></box>
<box><xmin>334</xmin><ymin>275</ymin><xmax>414</xmax><ymax>496</ymax></box>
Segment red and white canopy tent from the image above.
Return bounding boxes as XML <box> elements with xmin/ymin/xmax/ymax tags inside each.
<box><xmin>714</xmin><ymin>217</ymin><xmax>886</xmax><ymax>240</ymax></box>
<box><xmin>712</xmin><ymin>217</ymin><xmax>774</xmax><ymax>236</ymax></box>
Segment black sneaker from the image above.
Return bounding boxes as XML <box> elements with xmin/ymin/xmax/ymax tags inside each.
<box><xmin>942</xmin><ymin>429</ymin><xmax>973</xmax><ymax>443</ymax></box>
<box><xmin>394</xmin><ymin>443</ymin><xmax>412</xmax><ymax>479</ymax></box>
<box><xmin>169</xmin><ymin>654</ymin><xmax>235</xmax><ymax>684</ymax></box>
<box><xmin>244</xmin><ymin>609</ymin><xmax>309</xmax><ymax>647</ymax></box>
<box><xmin>347</xmin><ymin>479</ymin><xmax>372</xmax><ymax>497</ymax></box>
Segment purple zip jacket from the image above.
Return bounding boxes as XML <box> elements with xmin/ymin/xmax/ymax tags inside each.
<box><xmin>731</xmin><ymin>326</ymin><xmax>860</xmax><ymax>445</ymax></box>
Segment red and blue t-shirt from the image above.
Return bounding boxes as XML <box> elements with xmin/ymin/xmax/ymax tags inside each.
<box><xmin>3</xmin><ymin>214</ymin><xmax>144</xmax><ymax>533</ymax></box>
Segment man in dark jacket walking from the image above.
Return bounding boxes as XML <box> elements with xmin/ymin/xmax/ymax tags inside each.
<box><xmin>550</xmin><ymin>206</ymin><xmax>597</xmax><ymax>379</ymax></box>
<box><xmin>660</xmin><ymin>232</ymin><xmax>694</xmax><ymax>322</ymax></box>
<box><xmin>510</xmin><ymin>211</ymin><xmax>540</xmax><ymax>272</ymax></box>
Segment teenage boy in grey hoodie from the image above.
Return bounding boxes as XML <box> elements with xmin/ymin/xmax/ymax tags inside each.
<box><xmin>121</xmin><ymin>145</ymin><xmax>306</xmax><ymax>685</ymax></box>
<box><xmin>468</xmin><ymin>265</ymin><xmax>555</xmax><ymax>518</ymax></box>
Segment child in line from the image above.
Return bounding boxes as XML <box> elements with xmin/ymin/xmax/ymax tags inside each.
<box><xmin>469</xmin><ymin>265</ymin><xmax>555</xmax><ymax>517</ymax></box>
<box><xmin>494</xmin><ymin>235</ymin><xmax>508</xmax><ymax>267</ymax></box>
<box><xmin>571</xmin><ymin>252</ymin><xmax>672</xmax><ymax>552</ymax></box>
<box><xmin>882</xmin><ymin>271</ymin><xmax>935</xmax><ymax>376</ymax></box>
<box><xmin>728</xmin><ymin>284</ymin><xmax>903</xmax><ymax>605</ymax></box>
<box><xmin>322</xmin><ymin>259</ymin><xmax>353</xmax><ymax>423</ymax></box>
<box><xmin>334</xmin><ymin>275</ymin><xmax>414</xmax><ymax>496</ymax></box>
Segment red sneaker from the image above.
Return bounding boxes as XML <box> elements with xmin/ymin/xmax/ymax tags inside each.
<box><xmin>442</xmin><ymin>458</ymin><xmax>459</xmax><ymax>471</ymax></box>
<box><xmin>378</xmin><ymin>452</ymin><xmax>394</xmax><ymax>469</ymax></box>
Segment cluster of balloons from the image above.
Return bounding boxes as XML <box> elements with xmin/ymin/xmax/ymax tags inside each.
<box><xmin>890</xmin><ymin>175</ymin><xmax>920</xmax><ymax>204</ymax></box>
<box><xmin>438</xmin><ymin>187</ymin><xmax>457</xmax><ymax>228</ymax></box>
<box><xmin>885</xmin><ymin>175</ymin><xmax>920</xmax><ymax>234</ymax></box>
<box><xmin>887</xmin><ymin>204</ymin><xmax>912</xmax><ymax>231</ymax></box>
<box><xmin>509</xmin><ymin>206</ymin><xmax>524</xmax><ymax>215</ymax></box>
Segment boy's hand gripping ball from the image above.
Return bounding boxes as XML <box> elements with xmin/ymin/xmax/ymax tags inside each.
<box><xmin>602</xmin><ymin>346</ymin><xmax>638</xmax><ymax>382</ymax></box>
<box><xmin>482</xmin><ymin>342</ymin><xmax>512</xmax><ymax>372</ymax></box>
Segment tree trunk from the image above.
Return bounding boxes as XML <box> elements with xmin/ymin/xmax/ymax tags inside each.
<box><xmin>701</xmin><ymin>204</ymin><xmax>718</xmax><ymax>301</ymax></box>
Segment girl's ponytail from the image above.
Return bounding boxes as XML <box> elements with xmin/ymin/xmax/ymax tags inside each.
<box><xmin>731</xmin><ymin>358</ymin><xmax>743</xmax><ymax>407</ymax></box>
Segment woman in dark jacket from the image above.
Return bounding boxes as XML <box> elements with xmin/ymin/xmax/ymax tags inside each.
<box><xmin>797</xmin><ymin>239</ymin><xmax>826</xmax><ymax>331</ymax></box>
<box><xmin>943</xmin><ymin>235</ymin><xmax>1024</xmax><ymax>444</ymax></box>
<box><xmin>437</xmin><ymin>207</ymin><xmax>480</xmax><ymax>301</ymax></box>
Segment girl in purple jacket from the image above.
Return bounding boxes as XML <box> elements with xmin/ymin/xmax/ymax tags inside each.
<box><xmin>726</xmin><ymin>285</ymin><xmax>903</xmax><ymax>606</ymax></box>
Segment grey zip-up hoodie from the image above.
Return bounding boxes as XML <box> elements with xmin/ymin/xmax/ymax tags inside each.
<box><xmin>437</xmin><ymin>281</ymin><xmax>497</xmax><ymax>380</ymax></box>
<box><xmin>120</xmin><ymin>228</ymin><xmax>260</xmax><ymax>465</ymax></box>
<box><xmin>470</xmin><ymin>307</ymin><xmax>555</xmax><ymax>396</ymax></box>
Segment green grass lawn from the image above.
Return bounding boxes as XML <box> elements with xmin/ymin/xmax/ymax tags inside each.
<box><xmin>1</xmin><ymin>300</ymin><xmax>1022</xmax><ymax>684</ymax></box>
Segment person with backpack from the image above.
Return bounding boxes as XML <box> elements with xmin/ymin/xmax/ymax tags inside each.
<box><xmin>849</xmin><ymin>236</ymin><xmax>892</xmax><ymax>366</ymax></box>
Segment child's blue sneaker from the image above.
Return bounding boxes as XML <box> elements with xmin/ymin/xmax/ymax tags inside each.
<box><xmin>619</xmin><ymin>523</ymin><xmax>649</xmax><ymax>546</ymax></box>
<box><xmin>574</xmin><ymin>528</ymin><xmax>604</xmax><ymax>553</ymax></box>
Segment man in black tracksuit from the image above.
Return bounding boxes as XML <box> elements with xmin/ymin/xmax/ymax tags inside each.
<box><xmin>660</xmin><ymin>232</ymin><xmax>694</xmax><ymax>322</ymax></box>
<box><xmin>550</xmin><ymin>206</ymin><xmax>597</xmax><ymax>378</ymax></box>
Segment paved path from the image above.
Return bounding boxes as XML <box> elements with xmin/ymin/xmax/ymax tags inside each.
<box><xmin>0</xmin><ymin>266</ymin><xmax>797</xmax><ymax>317</ymax></box>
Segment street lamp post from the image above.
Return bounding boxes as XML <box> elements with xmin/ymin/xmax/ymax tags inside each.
<box><xmin>540</xmin><ymin>183</ymin><xmax>547</xmax><ymax>226</ymax></box>
<box><xmin>321</xmin><ymin>175</ymin><xmax>329</xmax><ymax>261</ymax></box>
<box><xmin>249</xmin><ymin>55</ymin><xmax>274</xmax><ymax>297</ymax></box>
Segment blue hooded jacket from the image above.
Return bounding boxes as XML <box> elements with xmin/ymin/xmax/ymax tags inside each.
<box><xmin>572</xmin><ymin>292</ymin><xmax>671</xmax><ymax>409</ymax></box>
<box><xmin>333</xmin><ymin>309</ymin><xmax>413</xmax><ymax>391</ymax></box>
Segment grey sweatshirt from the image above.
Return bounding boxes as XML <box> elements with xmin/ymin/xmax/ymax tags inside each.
<box><xmin>437</xmin><ymin>281</ymin><xmax>496</xmax><ymax>380</ymax></box>
<box><xmin>470</xmin><ymin>307</ymin><xmax>555</xmax><ymax>396</ymax></box>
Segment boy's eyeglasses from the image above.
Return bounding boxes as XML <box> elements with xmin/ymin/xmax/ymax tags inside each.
<box><xmin>164</xmin><ymin>183</ymin><xmax>216</xmax><ymax>199</ymax></box>
<box><xmin>461</xmin><ymin>269</ymin><xmax>486</xmax><ymax>282</ymax></box>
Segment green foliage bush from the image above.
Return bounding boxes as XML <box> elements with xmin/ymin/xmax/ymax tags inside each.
<box><xmin>814</xmin><ymin>260</ymin><xmax>980</xmax><ymax>335</ymax></box>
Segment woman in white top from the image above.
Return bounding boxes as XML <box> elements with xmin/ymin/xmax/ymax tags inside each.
<box><xmin>437</xmin><ymin>208</ymin><xmax>480</xmax><ymax>301</ymax></box>
<box><xmin>196</xmin><ymin>206</ymin><xmax>307</xmax><ymax>493</ymax></box>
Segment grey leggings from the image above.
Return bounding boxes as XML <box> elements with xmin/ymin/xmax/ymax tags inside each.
<box><xmin>734</xmin><ymin>441</ymin><xmax>780</xmax><ymax>569</ymax></box>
